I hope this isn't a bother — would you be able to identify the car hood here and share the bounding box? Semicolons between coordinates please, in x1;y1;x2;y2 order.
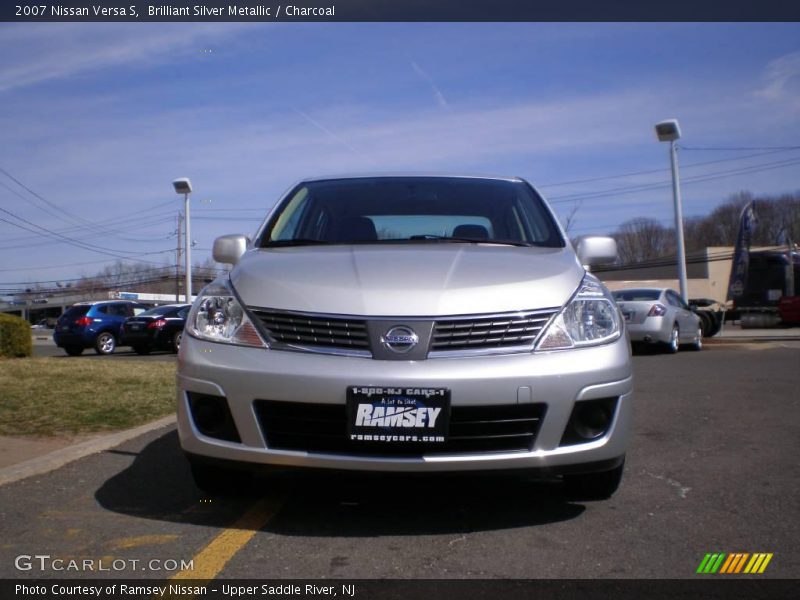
230;244;584;316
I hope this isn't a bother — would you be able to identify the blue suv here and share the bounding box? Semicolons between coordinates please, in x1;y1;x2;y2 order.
54;300;148;356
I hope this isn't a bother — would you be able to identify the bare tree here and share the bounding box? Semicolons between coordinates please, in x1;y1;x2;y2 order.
613;218;675;264
560;201;582;235
616;191;800;265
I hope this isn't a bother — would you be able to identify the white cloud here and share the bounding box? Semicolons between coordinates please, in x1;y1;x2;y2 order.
0;23;251;93
3;26;800;282
757;50;800;101
410;60;451;111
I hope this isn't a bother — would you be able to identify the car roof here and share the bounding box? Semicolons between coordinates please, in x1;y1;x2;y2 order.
149;303;191;308
297;173;526;184
73;300;142;306
613;288;666;294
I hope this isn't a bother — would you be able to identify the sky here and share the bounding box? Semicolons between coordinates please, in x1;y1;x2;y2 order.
1;22;799;293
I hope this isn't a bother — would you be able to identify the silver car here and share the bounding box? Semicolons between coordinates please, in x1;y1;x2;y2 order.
612;288;703;353
177;175;633;499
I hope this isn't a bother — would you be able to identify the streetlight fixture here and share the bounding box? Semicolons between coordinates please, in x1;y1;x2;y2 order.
172;177;193;303
655;119;689;304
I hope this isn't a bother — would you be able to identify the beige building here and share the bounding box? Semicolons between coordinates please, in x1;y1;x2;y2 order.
596;246;779;304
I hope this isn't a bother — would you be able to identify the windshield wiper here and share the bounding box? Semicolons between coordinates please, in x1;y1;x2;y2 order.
407;235;533;247
263;239;332;247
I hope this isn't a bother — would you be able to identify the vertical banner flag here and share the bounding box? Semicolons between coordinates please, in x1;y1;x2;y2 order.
727;202;757;302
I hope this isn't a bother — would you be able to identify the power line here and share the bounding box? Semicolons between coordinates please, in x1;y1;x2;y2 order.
0;167;93;230
0;166;177;243
538;148;798;189
678;145;800;151
593;249;739;274
0;265;179;287
0;214;176;250
0;265;227;295
0;202;175;244
548;156;800;204
0;188;177;246
0;250;176;273
0;201;173;258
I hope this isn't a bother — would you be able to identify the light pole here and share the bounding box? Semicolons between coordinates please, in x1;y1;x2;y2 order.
172;178;193;303
655;119;689;304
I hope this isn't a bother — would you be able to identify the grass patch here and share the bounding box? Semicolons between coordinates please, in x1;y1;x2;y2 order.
0;358;175;437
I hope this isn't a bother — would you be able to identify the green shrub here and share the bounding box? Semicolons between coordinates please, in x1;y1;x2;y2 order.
0;313;33;358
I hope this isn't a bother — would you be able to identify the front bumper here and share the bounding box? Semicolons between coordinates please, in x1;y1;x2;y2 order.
177;334;633;473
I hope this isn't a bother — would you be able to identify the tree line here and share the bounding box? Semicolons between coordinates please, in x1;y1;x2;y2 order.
17;190;798;298
609;191;800;265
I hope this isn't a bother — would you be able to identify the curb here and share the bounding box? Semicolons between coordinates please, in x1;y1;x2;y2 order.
0;415;176;487
706;336;800;344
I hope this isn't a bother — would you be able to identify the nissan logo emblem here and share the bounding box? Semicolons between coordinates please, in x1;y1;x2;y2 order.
381;326;419;354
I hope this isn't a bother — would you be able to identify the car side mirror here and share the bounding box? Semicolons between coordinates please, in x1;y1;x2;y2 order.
213;234;250;265
575;236;618;267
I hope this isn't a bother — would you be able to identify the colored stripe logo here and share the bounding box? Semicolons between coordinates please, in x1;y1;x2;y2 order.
696;553;773;574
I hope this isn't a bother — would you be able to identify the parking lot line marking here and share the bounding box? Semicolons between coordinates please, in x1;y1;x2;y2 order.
171;494;284;581
109;534;180;550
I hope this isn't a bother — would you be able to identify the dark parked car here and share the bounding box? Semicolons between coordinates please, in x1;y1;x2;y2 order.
54;300;148;356
121;304;191;354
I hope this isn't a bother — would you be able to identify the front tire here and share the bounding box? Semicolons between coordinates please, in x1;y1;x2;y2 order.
564;459;625;500
94;332;116;355
64;345;83;356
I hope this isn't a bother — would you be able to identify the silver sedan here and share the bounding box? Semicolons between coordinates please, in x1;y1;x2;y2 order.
178;175;633;500
613;288;703;352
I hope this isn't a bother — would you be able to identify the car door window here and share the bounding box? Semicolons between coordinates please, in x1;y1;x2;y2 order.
665;292;681;308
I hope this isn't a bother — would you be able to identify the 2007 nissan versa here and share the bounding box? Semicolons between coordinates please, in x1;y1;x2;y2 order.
177;175;633;498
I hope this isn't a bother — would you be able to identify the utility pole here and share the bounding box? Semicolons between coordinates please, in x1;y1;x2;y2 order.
172;178;193;304
185;192;191;302
785;233;795;298
176;211;183;302
655;119;689;303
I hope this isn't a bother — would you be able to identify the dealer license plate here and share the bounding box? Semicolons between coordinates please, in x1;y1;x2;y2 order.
347;386;450;444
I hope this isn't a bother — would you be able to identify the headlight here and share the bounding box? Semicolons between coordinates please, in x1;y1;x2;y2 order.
187;279;267;347
536;274;621;351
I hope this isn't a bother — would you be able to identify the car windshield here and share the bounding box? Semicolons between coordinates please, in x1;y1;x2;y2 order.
258;177;564;248
612;290;662;302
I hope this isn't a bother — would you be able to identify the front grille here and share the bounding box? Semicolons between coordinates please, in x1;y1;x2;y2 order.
249;308;369;352
254;400;546;456
431;309;558;352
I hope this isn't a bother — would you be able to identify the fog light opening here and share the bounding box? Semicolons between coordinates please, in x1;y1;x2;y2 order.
560;397;618;447
187;392;241;443
573;403;611;440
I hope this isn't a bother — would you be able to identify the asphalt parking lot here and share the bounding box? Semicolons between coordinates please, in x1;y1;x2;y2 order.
2;342;798;582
